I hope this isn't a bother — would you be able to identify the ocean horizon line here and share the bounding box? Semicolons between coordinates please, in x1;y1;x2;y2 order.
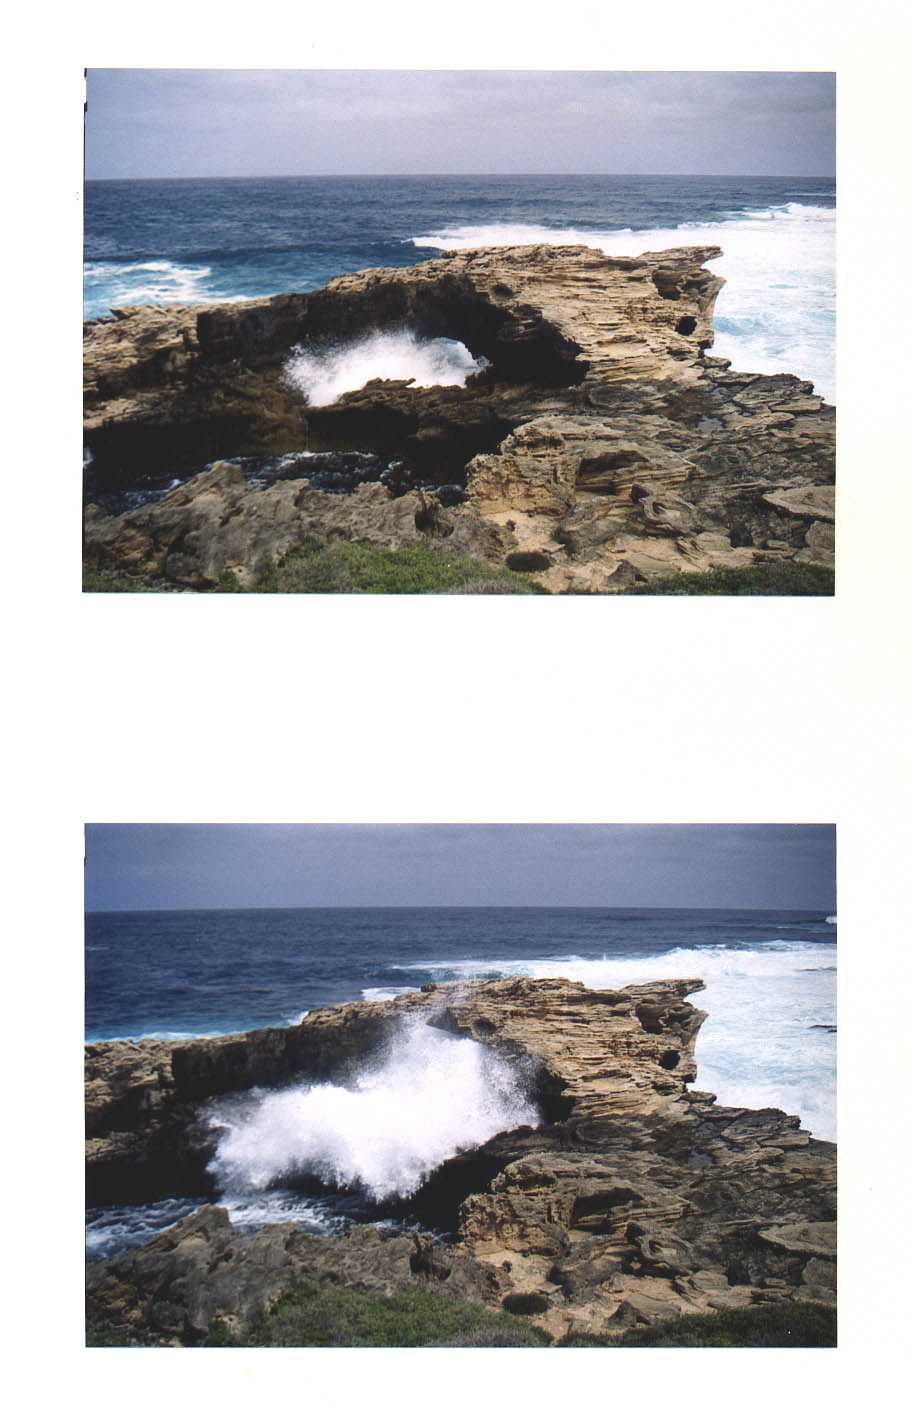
86;902;832;916
84;171;836;184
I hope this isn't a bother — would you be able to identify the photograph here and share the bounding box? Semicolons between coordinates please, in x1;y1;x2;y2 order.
82;70;836;596
85;823;837;1348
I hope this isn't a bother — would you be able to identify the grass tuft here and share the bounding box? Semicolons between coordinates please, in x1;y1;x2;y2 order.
256;540;546;595
622;563;834;596
217;1281;551;1348
563;1303;836;1348
88;1286;835;1349
84;552;834;596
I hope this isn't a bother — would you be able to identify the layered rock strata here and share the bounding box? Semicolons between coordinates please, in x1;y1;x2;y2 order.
83;245;835;591
86;977;836;1344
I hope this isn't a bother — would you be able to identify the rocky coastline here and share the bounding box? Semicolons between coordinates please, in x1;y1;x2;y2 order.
83;244;835;593
85;976;836;1345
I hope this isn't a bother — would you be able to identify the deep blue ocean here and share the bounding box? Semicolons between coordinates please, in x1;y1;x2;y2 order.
85;905;836;1258
84;175;837;401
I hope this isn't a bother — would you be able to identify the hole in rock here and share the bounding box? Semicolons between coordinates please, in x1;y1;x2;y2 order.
503;1292;551;1317
284;331;490;409
658;1051;680;1070
651;271;681;301
506;551;552;574
571;1188;644;1231
204;1019;542;1215
634;1001;665;1033
576;449;645;495
675;316;697;336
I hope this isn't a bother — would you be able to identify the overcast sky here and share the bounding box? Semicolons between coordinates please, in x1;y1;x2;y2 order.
85;70;835;179
84;825;835;911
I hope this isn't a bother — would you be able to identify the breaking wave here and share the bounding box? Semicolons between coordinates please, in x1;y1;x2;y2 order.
83;259;250;319
412;202;835;402
206;1019;539;1202
369;941;836;1142
284;330;487;408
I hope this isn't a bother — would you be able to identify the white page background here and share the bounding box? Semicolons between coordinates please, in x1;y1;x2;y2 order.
5;3;911;1397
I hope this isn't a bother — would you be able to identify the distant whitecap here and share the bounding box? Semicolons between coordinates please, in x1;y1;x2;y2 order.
412;203;836;402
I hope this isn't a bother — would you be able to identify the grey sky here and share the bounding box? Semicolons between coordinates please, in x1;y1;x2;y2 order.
85;70;835;179
84;825;836;912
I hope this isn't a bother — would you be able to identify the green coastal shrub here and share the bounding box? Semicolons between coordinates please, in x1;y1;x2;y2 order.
89;1290;835;1348
84;551;834;597
621;563;835;596
256;540;546;595
563;1303;836;1348
228;1291;834;1348
82;568;180;594
223;1282;551;1348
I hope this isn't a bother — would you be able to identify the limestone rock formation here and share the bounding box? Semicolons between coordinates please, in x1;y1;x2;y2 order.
85;1208;501;1344
83;245;835;591
85;977;836;1344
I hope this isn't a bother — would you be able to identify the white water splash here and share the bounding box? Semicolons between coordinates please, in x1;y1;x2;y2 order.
284;329;487;407
375;942;836;1142
412;202;835;402
207;1019;539;1201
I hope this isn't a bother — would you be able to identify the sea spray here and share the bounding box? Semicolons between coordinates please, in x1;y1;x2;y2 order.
412;203;836;402
83;259;251;316
284;330;487;408
206;1019;539;1202
376;941;837;1142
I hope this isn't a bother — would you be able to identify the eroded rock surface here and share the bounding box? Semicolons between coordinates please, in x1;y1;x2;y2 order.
85;977;836;1343
85;1208;502;1344
83;245;834;591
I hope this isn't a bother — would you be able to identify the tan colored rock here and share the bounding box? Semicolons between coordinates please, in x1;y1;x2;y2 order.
84;244;834;591
757;1221;836;1260
84;460;509;590
85;977;836;1342
762;485;835;521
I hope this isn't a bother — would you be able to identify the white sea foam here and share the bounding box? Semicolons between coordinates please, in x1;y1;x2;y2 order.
83;259;250;318
284;330;487;408
85;1189;343;1260
85;1197;207;1259
361;985;420;1003
381;942;836;1142
217;1189;344;1234
87;1026;247;1043
411;203;835;402
207;1018;539;1201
